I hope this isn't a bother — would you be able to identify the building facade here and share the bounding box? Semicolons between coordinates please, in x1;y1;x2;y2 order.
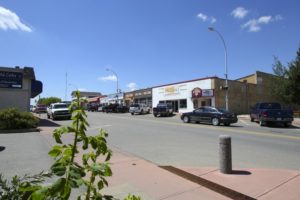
124;88;152;107
0;66;42;112
152;71;287;114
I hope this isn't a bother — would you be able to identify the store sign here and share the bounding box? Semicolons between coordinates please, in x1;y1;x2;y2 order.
192;87;202;98
165;86;179;94
0;71;23;89
192;88;214;98
202;89;214;97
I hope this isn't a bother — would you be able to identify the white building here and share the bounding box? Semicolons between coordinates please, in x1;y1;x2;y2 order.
152;77;215;113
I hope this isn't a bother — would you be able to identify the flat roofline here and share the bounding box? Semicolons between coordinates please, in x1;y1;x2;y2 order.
152;76;218;89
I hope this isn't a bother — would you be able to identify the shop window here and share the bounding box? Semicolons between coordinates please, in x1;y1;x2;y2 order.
179;99;187;108
193;99;198;109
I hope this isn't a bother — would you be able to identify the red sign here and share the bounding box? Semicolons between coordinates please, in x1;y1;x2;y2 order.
192;87;202;98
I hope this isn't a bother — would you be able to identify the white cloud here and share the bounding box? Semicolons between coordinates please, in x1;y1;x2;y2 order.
98;75;117;82
242;15;283;32
231;7;248;19
257;16;272;24
197;12;216;24
127;82;137;91
0;6;32;32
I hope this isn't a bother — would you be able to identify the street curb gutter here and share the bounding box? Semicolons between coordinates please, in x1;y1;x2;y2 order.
0;128;40;134
160;166;256;200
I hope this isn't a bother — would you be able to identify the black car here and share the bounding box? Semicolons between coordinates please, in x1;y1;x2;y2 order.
180;106;238;126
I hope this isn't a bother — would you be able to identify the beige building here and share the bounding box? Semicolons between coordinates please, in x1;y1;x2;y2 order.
0;66;42;112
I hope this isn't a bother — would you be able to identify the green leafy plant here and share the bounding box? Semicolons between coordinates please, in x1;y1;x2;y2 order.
0;172;51;200
30;91;113;199
0;91;141;200
0;108;39;130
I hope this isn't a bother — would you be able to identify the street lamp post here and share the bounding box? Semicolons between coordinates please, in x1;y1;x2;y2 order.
106;68;119;103
208;27;229;110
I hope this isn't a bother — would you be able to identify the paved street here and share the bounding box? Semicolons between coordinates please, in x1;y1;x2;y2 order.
53;112;300;170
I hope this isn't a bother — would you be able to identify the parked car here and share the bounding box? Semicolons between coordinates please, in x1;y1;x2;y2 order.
87;103;99;112
153;103;173;117
129;103;151;115
103;104;129;113
47;103;71;120
250;102;294;127
34;104;47;113
180;106;238;126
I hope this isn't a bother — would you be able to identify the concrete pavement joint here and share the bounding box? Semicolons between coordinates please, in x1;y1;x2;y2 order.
160;166;256;200
158;187;202;200
255;173;300;199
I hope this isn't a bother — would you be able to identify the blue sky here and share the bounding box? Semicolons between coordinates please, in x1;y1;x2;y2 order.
0;0;299;102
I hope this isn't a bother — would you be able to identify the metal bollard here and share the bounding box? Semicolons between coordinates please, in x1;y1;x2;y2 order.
219;135;232;174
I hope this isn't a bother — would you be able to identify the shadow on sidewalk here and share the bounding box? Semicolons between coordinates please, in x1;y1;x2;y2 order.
232;170;252;175
38;119;60;127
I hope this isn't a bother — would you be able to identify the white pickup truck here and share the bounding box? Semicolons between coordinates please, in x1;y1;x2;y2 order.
47;103;71;120
129;103;151;115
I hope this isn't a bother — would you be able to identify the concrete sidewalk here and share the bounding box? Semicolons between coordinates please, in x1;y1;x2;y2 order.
102;147;300;200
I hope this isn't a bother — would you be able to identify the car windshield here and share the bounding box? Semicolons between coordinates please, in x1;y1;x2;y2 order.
53;104;68;109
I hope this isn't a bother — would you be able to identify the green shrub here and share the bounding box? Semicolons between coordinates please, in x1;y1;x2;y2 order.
0;108;39;130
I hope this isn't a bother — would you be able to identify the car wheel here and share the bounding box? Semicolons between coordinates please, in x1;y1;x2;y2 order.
183;116;190;123
259;119;265;126
141;109;144;114
250;118;254;122
212;118;220;126
47;114;50;119
147;109;150;114
154;114;157;117
284;122;291;128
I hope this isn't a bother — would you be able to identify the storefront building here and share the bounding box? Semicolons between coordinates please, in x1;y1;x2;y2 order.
0;66;42;112
124;88;152;107
152;77;216;113
102;92;124;105
152;71;290;114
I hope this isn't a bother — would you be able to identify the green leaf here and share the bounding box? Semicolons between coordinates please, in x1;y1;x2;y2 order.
48;145;63;158
51;163;66;176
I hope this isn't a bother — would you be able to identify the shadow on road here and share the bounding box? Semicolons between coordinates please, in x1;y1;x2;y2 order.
0;146;5;152
38;119;60;127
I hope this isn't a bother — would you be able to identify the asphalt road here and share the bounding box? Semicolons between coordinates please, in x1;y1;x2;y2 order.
54;112;300;170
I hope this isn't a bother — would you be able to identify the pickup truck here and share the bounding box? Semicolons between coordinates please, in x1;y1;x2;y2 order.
250;102;294;127
47;103;71;120
129;103;150;115
153;103;173;117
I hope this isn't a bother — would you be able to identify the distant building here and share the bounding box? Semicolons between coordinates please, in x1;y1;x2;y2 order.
124;88;152;107
71;91;102;98
0;66;42;112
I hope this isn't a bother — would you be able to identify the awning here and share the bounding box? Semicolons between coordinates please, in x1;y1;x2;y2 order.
87;97;100;103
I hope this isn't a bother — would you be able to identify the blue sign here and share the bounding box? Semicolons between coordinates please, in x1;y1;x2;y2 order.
0;71;23;89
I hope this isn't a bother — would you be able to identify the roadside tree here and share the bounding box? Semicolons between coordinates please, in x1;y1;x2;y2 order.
272;47;300;106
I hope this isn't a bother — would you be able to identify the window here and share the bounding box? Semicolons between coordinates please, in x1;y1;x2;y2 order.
193;99;198;109
179;99;187;108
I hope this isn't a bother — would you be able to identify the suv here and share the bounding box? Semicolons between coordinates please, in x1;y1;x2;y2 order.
129;103;151;115
47;103;71;120
153;103;173;117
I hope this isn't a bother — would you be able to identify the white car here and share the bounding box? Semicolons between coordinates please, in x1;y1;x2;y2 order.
129;103;150;115
47;103;71;120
